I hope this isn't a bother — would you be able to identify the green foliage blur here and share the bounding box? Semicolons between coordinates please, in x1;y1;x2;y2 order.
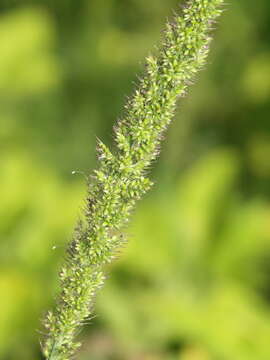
1;1;270;359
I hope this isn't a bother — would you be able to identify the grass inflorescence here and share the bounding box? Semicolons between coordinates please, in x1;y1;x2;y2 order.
42;1;225;359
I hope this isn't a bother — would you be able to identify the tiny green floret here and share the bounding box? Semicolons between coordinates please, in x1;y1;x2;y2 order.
42;0;225;359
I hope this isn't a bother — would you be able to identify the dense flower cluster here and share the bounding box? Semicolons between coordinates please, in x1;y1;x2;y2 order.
42;0;224;359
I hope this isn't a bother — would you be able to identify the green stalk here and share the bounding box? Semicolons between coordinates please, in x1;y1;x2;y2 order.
42;0;224;359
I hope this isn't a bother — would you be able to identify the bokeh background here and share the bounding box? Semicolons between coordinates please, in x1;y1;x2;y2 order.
1;0;270;359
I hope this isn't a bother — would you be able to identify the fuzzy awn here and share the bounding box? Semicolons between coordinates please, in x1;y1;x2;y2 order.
42;0;225;359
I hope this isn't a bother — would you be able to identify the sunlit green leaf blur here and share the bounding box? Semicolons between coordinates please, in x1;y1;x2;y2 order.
0;1;270;359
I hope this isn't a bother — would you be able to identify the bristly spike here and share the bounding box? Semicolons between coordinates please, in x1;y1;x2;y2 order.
42;0;225;359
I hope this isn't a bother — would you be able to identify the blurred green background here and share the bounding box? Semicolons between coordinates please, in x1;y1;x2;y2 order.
1;0;270;359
